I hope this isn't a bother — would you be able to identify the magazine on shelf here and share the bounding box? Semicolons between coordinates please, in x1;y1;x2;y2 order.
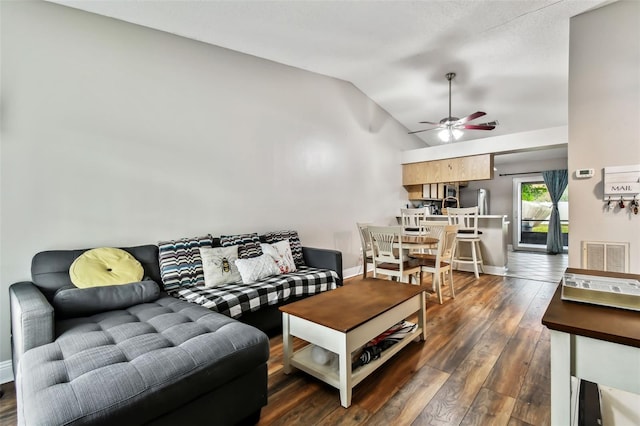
351;320;417;370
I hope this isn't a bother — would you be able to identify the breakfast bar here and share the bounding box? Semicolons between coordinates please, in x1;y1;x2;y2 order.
418;214;509;275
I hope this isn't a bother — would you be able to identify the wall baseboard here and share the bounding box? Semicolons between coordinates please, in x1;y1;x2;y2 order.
0;359;14;384
342;266;363;280
456;264;507;276
344;264;507;280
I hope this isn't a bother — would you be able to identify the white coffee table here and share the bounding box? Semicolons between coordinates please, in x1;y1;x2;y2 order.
280;278;427;407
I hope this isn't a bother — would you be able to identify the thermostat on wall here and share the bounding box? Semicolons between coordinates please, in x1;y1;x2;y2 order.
575;168;594;178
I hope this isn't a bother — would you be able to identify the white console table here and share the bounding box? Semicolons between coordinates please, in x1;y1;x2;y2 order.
542;268;640;425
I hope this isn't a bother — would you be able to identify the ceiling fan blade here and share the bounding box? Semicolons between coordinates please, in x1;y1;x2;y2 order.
456;111;486;125
408;128;438;135
460;124;496;130
418;120;440;125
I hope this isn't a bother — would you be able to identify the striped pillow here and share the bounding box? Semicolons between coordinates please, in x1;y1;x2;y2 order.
220;233;262;259
264;230;305;266
158;235;213;290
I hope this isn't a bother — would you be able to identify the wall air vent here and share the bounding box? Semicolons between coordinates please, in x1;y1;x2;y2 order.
581;241;629;273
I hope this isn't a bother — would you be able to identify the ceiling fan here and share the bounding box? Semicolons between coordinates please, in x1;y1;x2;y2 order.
409;72;498;142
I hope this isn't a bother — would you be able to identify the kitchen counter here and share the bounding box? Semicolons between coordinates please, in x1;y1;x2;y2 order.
423;214;508;220
398;214;509;275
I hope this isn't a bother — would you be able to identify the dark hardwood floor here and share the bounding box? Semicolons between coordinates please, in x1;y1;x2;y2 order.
0;381;17;426
258;271;554;426
0;271;555;426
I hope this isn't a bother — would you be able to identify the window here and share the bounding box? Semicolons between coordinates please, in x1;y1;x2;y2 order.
513;176;568;251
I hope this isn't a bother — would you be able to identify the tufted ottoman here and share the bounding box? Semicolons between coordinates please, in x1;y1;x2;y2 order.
16;295;269;425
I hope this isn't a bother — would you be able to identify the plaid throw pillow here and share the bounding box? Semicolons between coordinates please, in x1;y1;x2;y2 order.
264;230;305;266
220;233;262;259
158;235;213;290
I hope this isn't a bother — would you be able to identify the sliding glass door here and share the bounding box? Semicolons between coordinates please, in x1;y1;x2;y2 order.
513;176;569;251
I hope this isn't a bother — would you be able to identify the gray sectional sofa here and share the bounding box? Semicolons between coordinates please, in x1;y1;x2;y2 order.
9;243;342;425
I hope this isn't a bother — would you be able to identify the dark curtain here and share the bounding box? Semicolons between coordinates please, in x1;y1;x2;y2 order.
542;169;568;254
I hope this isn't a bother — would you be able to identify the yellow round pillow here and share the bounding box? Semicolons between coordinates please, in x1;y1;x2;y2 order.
70;247;144;288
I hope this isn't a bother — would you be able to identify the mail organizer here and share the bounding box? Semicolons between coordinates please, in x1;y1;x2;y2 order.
604;164;640;201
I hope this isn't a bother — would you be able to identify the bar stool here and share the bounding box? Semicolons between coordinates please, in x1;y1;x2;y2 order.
400;207;427;235
447;206;484;279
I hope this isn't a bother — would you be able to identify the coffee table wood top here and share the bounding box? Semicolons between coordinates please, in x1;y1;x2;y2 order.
280;278;426;333
542;268;640;348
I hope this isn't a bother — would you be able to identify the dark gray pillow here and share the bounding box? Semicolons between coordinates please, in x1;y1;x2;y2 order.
53;280;161;318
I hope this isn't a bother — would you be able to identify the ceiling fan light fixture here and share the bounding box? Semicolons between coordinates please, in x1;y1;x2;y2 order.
438;128;463;142
409;72;498;140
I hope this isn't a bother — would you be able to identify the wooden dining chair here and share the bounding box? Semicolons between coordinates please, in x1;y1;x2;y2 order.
447;206;484;279
410;220;448;257
356;222;374;279
415;224;459;304
400;207;427;235
368;225;421;284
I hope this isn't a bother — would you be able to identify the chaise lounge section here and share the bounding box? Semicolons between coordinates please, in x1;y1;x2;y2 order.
9;238;342;425
10;245;270;425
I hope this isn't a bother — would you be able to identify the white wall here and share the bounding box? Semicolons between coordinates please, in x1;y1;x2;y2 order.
460;157;568;245
568;0;640;271
0;2;423;367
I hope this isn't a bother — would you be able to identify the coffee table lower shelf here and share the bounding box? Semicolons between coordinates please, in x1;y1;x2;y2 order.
289;326;423;389
281;287;427;408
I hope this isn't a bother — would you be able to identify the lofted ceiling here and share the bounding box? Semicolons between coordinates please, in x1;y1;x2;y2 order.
49;0;605;147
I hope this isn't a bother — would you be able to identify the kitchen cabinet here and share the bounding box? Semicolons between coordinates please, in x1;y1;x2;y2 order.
404;183;449;201
402;154;494;185
405;183;459;202
405;185;423;200
422;183;445;199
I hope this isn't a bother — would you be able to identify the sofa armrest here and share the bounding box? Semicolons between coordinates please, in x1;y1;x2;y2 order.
9;282;55;375
302;247;343;285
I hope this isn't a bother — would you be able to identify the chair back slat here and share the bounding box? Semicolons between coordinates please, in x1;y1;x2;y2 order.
368;225;420;284
419;223;459;304
419;220;447;239
356;222;374;279
369;226;401;262
356;222;373;253
441;224;459;260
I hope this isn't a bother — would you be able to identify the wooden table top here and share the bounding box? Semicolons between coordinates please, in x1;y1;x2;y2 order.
542;268;640;348
280;278;427;333
398;235;439;245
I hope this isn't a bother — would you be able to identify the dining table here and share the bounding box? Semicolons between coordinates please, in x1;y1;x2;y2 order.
396;234;439;250
395;235;440;259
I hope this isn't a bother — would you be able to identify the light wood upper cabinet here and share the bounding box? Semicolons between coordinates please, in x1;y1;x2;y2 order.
404;184;423;200
402;154;494;185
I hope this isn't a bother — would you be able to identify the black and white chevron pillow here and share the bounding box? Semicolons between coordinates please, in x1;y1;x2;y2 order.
220;232;263;259
158;235;213;290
